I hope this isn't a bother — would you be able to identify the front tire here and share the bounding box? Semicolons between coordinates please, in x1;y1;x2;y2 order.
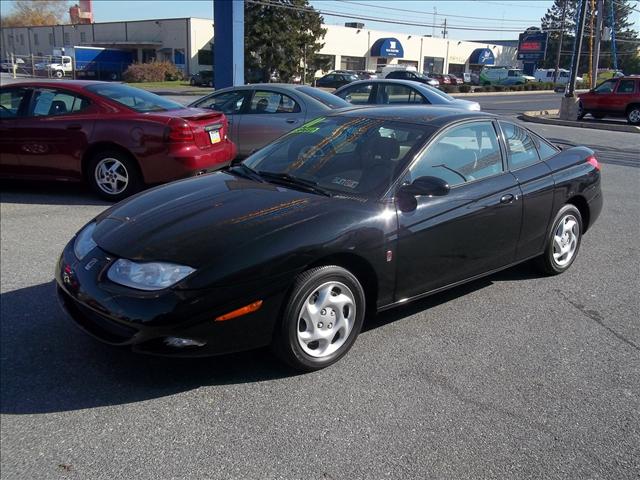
535;204;583;275
87;150;141;201
272;266;366;371
54;70;63;78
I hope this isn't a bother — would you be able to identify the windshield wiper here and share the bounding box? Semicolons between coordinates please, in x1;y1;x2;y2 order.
227;163;265;182
258;171;331;197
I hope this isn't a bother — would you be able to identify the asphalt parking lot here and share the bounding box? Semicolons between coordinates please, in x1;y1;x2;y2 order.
1;98;639;478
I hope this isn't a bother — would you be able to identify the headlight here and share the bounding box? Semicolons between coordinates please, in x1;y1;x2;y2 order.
470;103;481;111
107;259;195;291
74;222;97;260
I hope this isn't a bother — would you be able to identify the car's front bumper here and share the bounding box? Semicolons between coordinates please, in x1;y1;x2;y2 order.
55;241;283;357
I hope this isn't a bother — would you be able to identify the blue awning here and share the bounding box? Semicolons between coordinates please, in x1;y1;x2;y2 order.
371;37;404;58
469;48;495;65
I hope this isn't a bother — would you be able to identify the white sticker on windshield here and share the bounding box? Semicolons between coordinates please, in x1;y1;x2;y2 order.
332;177;359;189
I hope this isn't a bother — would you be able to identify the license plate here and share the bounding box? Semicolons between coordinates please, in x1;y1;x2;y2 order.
208;129;221;144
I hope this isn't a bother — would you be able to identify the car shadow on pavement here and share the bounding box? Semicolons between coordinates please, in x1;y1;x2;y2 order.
1;263;543;415
0;181;111;206
0;281;292;415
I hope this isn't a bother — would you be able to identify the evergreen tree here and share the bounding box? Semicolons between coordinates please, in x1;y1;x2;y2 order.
541;0;639;74
244;0;327;83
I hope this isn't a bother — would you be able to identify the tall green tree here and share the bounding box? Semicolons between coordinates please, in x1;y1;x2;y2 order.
244;0;326;83
541;0;639;74
2;0;69;27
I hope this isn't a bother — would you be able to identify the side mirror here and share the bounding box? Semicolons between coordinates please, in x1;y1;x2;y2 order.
399;176;450;197
396;176;450;213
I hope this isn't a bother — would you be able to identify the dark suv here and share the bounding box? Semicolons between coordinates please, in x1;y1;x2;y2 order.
578;76;640;124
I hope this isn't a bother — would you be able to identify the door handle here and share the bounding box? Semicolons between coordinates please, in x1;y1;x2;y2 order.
66;124;82;130
286;119;297;124
500;194;515;204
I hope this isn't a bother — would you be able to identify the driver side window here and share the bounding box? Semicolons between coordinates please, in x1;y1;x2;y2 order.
594;80;616;93
409;121;503;187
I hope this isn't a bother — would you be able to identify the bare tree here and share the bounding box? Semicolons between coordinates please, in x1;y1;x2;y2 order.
2;0;70;27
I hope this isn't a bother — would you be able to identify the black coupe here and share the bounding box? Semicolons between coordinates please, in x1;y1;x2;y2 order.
56;107;602;371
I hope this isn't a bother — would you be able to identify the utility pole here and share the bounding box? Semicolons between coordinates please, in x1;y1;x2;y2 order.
592;0;604;87
554;0;567;83
432;7;436;38
559;0;588;119
609;0;618;70
588;0;595;88
442;18;447;39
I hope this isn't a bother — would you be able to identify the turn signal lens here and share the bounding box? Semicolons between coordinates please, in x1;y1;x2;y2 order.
215;300;263;322
586;155;600;170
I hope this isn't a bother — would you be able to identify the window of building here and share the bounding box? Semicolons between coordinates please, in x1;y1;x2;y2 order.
20;34;25;46
34;33;39;46
49;33;54;45
340;55;365;71
63;33;71;46
410;121;503;186
8;35;14;46
448;63;465;75
142;49;157;63
197;49;213;66
423;56;444;74
80;31;87;43
375;57;388;71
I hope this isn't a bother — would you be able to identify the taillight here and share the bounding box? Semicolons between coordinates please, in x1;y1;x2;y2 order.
167;118;194;142
586;155;600;170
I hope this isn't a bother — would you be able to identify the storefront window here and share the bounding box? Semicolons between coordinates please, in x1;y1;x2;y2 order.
197;49;213;66
375;57;387;71
142;49;156;63
448;64;465;75
423;56;444;74
340;56;365;71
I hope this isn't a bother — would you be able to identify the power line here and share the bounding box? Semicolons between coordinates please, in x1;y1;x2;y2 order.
334;0;543;23
248;0;557;32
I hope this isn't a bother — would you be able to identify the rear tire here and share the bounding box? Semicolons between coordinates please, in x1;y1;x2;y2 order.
272;266;365;372
534;204;583;275
190;78;196;86
87;150;142;201
627;105;640;125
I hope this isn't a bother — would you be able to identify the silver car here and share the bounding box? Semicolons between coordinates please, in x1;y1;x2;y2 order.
189;84;350;157
334;79;481;111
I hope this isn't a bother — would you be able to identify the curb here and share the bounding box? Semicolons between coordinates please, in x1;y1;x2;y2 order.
452;89;588;97
520;110;640;133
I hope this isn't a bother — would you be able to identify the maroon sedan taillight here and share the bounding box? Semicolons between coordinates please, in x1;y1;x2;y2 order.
167;118;195;142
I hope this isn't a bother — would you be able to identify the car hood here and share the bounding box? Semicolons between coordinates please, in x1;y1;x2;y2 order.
93;171;335;268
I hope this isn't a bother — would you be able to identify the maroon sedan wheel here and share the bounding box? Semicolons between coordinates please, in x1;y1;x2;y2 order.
88;151;141;201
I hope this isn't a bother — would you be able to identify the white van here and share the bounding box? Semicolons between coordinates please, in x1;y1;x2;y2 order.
534;68;583;84
379;64;417;78
479;67;535;86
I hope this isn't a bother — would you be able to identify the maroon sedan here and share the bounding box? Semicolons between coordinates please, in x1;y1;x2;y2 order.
0;81;236;200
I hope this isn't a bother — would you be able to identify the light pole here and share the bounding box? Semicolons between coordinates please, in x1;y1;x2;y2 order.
559;0;588;119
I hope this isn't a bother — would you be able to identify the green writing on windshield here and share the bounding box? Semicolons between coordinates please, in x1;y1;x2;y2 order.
292;116;325;134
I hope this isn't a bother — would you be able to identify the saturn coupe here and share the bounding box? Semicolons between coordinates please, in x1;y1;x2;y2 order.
56;107;602;371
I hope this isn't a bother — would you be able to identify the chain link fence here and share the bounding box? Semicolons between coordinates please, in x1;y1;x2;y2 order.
2;54;130;81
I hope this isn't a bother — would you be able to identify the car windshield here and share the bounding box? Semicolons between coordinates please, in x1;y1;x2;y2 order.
85;83;184;112
297;86;350;108
243;116;434;198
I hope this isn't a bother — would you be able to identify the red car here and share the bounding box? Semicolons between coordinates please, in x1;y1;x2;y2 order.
578;75;640;125
430;74;452;86
0;81;236;200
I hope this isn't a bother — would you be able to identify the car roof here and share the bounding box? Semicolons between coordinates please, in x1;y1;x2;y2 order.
329;105;495;127
0;80;118;91
335;79;433;89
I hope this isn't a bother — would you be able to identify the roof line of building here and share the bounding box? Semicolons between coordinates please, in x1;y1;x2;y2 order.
0;17;214;30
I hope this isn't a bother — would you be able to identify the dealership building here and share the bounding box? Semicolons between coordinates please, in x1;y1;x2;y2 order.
1;18;518;77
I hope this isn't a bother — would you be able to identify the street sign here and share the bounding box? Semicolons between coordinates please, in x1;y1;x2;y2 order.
517;31;549;61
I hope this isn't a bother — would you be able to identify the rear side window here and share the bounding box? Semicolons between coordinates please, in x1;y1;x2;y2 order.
534;136;559;160
197;90;248;114
500;122;540;169
248;90;300;114
617;80;636;94
377;84;426;105
335;83;373;104
30;89;90;117
0;88;28;118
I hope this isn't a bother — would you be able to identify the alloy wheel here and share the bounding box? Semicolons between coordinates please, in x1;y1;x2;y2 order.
94;158;129;196
552;214;579;267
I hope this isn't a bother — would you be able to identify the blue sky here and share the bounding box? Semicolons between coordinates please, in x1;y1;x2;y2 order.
3;0;639;41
